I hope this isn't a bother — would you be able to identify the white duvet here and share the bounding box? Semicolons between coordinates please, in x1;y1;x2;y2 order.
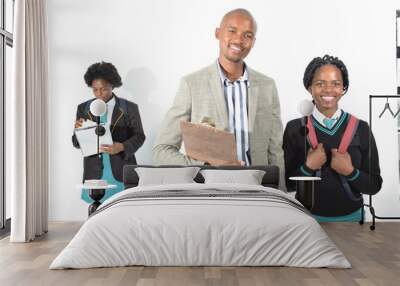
50;183;351;269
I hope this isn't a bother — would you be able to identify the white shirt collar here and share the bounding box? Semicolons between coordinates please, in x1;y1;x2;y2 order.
106;95;116;109
312;107;342;127
216;60;249;86
105;95;116;124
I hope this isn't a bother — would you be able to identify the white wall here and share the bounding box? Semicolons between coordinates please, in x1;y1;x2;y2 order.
47;0;400;221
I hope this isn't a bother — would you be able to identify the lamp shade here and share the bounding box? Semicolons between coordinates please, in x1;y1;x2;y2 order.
90;99;107;117
297;99;314;116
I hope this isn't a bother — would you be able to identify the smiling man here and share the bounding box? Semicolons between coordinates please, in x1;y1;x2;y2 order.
153;9;284;185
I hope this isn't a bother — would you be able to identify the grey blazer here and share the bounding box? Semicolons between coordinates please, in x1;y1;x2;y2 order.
152;62;284;187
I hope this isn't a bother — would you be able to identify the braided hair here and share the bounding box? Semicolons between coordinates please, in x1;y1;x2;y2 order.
84;61;122;88
303;55;349;94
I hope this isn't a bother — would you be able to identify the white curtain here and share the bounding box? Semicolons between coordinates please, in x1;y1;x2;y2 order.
10;0;48;242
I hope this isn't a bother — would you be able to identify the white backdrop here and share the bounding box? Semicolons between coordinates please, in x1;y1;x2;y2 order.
47;0;400;221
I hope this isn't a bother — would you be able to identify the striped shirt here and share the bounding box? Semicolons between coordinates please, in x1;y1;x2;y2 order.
217;61;250;165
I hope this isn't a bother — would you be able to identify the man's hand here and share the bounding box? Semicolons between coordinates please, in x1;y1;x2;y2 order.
74;118;85;129
100;143;124;155
305;143;327;170
331;149;354;176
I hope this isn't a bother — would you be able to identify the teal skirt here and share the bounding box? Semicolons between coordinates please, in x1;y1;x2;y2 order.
81;153;124;203
314;208;362;222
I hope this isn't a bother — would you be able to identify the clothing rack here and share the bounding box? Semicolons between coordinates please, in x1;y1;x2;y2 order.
366;95;400;230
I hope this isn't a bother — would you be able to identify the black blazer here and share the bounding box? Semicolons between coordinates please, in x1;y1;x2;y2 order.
72;95;146;182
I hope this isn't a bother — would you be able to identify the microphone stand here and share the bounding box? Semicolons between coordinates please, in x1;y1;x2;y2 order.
94;116;106;158
302;116;309;161
97;116;100;158
87;99;107;216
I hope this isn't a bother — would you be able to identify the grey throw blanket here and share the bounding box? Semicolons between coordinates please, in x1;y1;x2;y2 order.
91;188;310;218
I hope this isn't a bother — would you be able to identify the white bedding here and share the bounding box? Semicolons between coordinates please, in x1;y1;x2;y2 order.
50;183;351;269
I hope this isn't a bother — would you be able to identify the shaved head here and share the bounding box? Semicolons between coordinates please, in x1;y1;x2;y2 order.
220;8;257;34
215;8;257;67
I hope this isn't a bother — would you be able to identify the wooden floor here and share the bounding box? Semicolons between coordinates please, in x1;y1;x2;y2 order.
0;222;399;286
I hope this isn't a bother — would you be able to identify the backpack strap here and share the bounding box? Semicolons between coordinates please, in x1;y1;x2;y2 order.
305;116;321;177
306;115;318;149
338;114;362;202
339;175;362;202
307;113;362;202
338;114;359;153
307;114;359;153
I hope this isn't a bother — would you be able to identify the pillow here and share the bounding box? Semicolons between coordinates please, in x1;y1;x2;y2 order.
200;169;266;185
135;167;201;186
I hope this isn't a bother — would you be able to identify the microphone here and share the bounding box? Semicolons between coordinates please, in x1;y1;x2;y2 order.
90;99;107;117
297;99;314;117
90;99;107;136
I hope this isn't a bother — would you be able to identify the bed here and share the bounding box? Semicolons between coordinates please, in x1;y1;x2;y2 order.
50;165;350;269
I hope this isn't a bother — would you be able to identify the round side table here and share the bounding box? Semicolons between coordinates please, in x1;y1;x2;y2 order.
289;176;321;211
78;184;117;216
